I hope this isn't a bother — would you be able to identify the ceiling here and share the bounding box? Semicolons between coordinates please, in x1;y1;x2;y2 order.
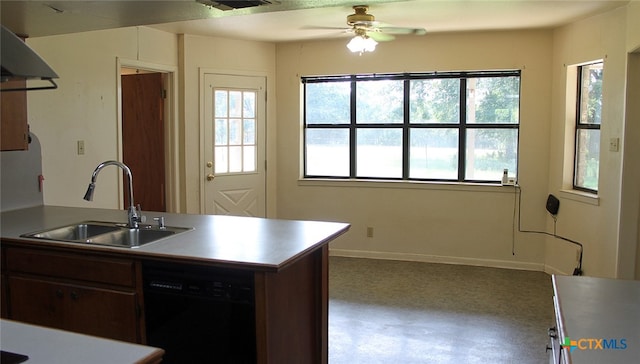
0;0;630;42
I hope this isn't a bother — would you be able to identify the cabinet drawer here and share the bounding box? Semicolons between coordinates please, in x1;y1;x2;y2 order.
6;248;136;287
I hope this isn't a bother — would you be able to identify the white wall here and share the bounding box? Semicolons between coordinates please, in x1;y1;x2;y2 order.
25;28;278;217
275;30;553;271
26;27;178;209
546;4;640;278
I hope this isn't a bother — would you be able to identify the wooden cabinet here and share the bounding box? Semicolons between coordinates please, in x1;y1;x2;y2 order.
0;80;29;151
1;32;29;151
3;246;145;343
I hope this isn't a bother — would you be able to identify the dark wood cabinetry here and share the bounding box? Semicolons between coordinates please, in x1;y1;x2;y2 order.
0;80;29;151
3;246;145;343
1;32;29;151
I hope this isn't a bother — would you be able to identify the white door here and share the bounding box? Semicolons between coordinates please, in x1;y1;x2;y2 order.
203;74;266;217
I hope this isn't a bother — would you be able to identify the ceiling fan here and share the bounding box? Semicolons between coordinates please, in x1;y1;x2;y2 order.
309;5;427;54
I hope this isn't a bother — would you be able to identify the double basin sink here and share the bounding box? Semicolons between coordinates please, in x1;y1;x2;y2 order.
21;221;192;248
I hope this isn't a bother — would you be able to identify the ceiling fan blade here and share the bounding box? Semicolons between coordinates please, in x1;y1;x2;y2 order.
368;31;395;42
302;25;350;31
378;26;427;36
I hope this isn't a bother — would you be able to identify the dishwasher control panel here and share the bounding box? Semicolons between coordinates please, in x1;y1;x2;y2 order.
143;262;254;304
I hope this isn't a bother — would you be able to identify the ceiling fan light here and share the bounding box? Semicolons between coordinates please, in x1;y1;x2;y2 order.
347;35;378;54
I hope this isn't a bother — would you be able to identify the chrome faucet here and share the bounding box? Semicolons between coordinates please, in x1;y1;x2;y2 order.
83;160;140;228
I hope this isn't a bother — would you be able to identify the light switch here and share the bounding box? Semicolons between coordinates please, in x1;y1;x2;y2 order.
77;140;85;155
609;137;620;152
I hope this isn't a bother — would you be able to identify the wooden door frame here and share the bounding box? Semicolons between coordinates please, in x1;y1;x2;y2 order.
116;58;180;213
199;68;268;215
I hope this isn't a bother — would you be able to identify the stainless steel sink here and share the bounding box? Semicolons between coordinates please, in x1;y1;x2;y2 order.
21;221;192;248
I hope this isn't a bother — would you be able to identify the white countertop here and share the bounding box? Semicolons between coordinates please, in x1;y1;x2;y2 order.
0;319;163;364
552;275;640;364
0;205;350;271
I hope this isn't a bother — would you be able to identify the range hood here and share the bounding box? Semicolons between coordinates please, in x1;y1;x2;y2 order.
1;25;58;92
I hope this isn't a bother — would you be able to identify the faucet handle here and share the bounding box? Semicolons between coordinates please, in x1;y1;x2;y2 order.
135;204;146;223
153;216;166;229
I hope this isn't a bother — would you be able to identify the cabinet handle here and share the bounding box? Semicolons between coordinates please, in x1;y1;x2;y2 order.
55;289;64;298
70;291;79;300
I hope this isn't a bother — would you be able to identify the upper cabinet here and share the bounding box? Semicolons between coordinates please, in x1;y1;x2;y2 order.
1;81;29;151
1;31;29;152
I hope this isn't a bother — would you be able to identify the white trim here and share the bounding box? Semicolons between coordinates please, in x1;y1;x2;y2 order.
300;179;520;194
329;248;546;272
544;263;572;277
116;57;180;213
558;189;600;206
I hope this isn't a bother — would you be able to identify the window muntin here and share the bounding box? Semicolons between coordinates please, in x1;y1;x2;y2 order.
574;62;603;192
303;71;520;182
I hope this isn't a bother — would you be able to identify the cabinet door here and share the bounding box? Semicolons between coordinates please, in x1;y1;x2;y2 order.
0;80;29;151
9;276;140;342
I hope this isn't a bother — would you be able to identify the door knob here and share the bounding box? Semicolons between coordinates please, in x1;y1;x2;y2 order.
207;173;215;181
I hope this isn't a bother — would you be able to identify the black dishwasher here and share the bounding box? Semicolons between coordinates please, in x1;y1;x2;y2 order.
142;262;256;363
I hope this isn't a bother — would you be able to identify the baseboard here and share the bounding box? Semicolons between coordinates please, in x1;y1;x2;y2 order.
329;249;546;272
543;263;571;276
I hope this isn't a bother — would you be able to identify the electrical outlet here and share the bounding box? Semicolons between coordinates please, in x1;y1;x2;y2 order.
77;140;85;155
609;137;620;152
366;227;374;238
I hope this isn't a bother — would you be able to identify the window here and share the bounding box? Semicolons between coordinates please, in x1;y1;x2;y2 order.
214;89;257;174
574;62;603;193
303;71;521;182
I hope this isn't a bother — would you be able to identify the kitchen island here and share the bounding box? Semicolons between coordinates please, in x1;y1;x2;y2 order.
0;205;350;363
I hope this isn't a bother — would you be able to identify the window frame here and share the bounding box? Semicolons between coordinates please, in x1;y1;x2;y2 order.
573;61;603;194
302;70;521;183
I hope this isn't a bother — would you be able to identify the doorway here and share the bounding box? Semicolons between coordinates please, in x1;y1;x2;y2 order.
119;60;179;214
121;71;166;212
203;73;267;217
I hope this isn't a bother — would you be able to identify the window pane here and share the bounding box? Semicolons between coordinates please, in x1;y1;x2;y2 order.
575;129;600;190
215;119;227;145
305;82;350;124
229;146;242;172
410;79;460;124
243;119;255;144
409;129;458;179
467;77;520;124
243;92;255;118
465;128;518;181
578;63;603;125
229;91;242;117
357;129;402;178
305;129;349;176
215;91;227;117
243;145;256;172
229;119;242;145
356;80;403;124
215;146;228;174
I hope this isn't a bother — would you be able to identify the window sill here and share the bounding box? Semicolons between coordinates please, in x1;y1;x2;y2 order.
558;189;600;206
298;178;520;193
